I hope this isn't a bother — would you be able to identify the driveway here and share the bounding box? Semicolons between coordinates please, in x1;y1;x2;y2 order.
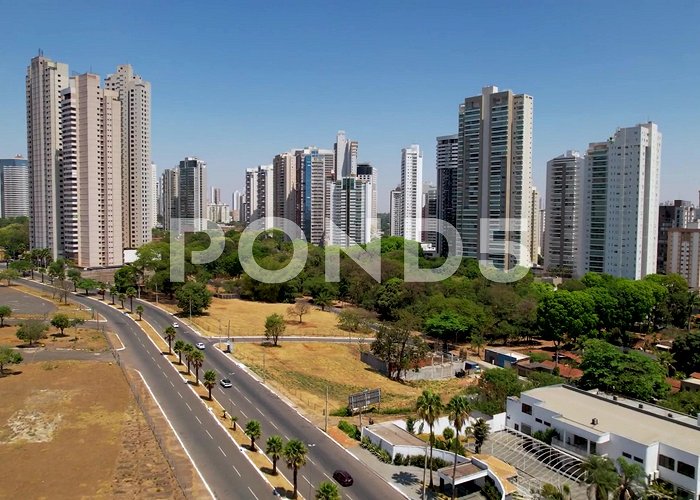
0;285;56;316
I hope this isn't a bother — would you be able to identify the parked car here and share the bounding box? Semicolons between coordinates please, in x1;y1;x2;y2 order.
195;342;206;350
220;378;232;388
172;322;180;328
333;470;353;487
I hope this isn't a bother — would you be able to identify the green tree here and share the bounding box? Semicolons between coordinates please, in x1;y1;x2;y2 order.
173;340;185;364
671;331;700;375
50;313;72;336
425;310;475;351
283;438;308;499
471;418;489;454
135;305;144;320
77;278;100;295
539;483;571;500
470;332;485;357
315;481;341;500
265;435;284;474
337;308;367;332
287;301;311;324
582;455;619;500
113;265;138;293
16;319;48;346
183;343;195;374
0;305;12;327
230;414;238;431
415;389;443;489
126;287;137;311
0;345;22;375
0;269;20;286
371;322;428;381
67;268;81;291
164;326;176;354
264;313;286;346
447;394;471;499
245;420;262;451
313;290;333;312
118;293;126;309
191;349;204;384
660;390;700;416
109;285;117;305
203;370;217;400
375;277;405;321
175;281;212;315
614;456;645;500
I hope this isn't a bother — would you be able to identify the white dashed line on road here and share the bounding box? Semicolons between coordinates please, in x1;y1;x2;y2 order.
178;391;183;398
185;402;192;411
169;380;174;387
308;457;316;466
243;395;252;404
271;421;279;430
232;465;241;477
256;408;265;417
195;416;202;425
205;429;213;439
218;446;226;457
248;487;259;500
240;409;248;418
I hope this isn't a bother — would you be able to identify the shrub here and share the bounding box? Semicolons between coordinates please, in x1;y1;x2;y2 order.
338;420;361;440
330;407;351;417
393;453;404;466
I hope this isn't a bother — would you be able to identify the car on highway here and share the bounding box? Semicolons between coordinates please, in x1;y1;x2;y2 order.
220;378;232;388
195;342;206;350
172;322;179;328
333;469;353;487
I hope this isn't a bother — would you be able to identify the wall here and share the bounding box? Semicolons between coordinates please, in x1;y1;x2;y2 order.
360;351;464;381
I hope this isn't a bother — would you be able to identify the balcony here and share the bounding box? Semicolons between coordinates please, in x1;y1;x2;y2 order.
551;437;591;458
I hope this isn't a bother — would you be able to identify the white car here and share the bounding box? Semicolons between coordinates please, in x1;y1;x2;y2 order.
172;322;179;328
220;378;232;388
195;342;206;350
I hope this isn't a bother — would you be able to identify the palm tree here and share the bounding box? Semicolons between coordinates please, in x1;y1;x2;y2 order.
97;283;106;301
245;420;262;451
415;389;443;489
183;343;195;374
118;293;126;309
614;457;645;500
203;370;217;400
315;481;341;500
265;435;284;474
540;483;571;500
687;290;700;330
173;340;185;364
191;350;204;384
471;418;490;454
164;326;176;354
109;286;117;305
126;287;136;311
645;480;675;500
230;414;238;431
283;438;308;499
447;394;471;500
135;305;144;320
314;290;332;311
582;455;619;500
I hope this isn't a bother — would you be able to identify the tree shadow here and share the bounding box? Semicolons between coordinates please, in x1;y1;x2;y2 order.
392;470;419;486
274;487;295;499
0;369;23;377
261;466;275;475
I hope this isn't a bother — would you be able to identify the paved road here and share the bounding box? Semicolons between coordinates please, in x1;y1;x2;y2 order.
20;279;404;499
207;335;372;344
20;279;273;500
17;348;113;362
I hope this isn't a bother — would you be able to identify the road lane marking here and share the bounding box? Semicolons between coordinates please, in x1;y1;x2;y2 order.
284;435;290;440
256;408;265;417
232;465;241;477
240;409;247;418
248;487;259;500
205;429;213;439
169;380;174;387
303;475;312;487
186;403;192;411
308;457;316;466
271;421;279;430
178;391;183;398
324;473;333;481
195;416;202;424
219;446;226;457
243;395;252;404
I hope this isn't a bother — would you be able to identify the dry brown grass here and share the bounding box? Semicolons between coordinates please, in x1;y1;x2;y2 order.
0;324;109;351
13;284;101;321
0;360;183;499
159;297;370;338
232;343;472;426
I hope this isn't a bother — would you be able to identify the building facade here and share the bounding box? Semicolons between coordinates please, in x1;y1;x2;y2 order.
667;225;700;289
544;151;583;274
399;144;423;242
530;187;541;265
0;156;30;218
390;187;402;237
357;162;378;239
272;151;297;224
160;168;178;231
176;157;207;232
328;177;372;247
658;200;696;274
26;54;69;259
436;134;459;256
334;130;358;179
105;64;152;249
296;148;334;244
60;73;123;267
455;86;534;269
422;183;438;251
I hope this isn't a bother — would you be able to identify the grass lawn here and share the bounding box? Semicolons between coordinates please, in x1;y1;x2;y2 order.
14;284;100;321
232;342;472;427
0;324;109;351
160;297;370;338
0;360;183;499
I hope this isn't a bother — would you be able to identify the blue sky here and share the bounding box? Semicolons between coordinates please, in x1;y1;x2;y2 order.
1;0;699;211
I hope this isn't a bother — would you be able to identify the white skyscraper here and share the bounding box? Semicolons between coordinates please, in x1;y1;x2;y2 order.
0;156;30;218
273;151;297;223
399;144;423;242
295;148;335;244
356;162;378;240
530;188;541;265
544;150;583;273
60;73;123;267
334;131;358;179
26;54;69;259
422;183;438;251
328;177;372;247
245;165;273;228
105;64;152;249
389;187;402;237
456;86;534;269
151;163;158;228
580;123;662;279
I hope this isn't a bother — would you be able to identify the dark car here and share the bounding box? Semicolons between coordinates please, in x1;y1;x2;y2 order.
333;469;353;487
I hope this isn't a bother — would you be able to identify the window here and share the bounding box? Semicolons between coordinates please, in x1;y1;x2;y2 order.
633;457;643;464
535;418;542;424
522;403;532;415
658;455;675;470
677;461;696;479
622;452;632;459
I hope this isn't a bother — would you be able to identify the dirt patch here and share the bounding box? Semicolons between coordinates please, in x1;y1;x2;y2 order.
0;324;109;351
0;361;183;499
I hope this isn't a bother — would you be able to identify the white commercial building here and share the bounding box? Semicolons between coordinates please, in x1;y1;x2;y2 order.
580;123;662;279
328;177;372;247
507;385;700;499
544;150;583;273
60;73;123;267
399;144;423;242
151;163;158;228
105;64;152;249
456;86;534;269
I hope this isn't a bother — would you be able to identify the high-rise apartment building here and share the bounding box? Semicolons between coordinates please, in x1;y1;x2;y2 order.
422;183;438;250
455;86;534;269
436;134;459;256
399;145;423;242
544;151;583;273
328;177;372;247
60;73;123;267
244;165;273;228
667;225;700;289
657;200;695;274
151;163;158;228
530;187;541;265
580;123;662;279
161;168;179;231
0;156;30;218
176;157;207;232
296;148;334;244
211;187;221;204
26;54;69;259
105;65;152;249
389;187;402;237
273;151;297;224
334;131;358;179
231;190;243;223
356;162;378;239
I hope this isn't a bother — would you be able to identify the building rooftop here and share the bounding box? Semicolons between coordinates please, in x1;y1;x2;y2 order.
518;385;700;454
485;346;530;361
366;422;425;447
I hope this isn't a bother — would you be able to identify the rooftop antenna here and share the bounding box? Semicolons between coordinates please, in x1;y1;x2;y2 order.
38;48;43;56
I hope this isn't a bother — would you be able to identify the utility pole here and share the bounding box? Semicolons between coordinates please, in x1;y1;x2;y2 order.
324;386;329;433
189;297;192;321
422;441;428;500
263;348;266;383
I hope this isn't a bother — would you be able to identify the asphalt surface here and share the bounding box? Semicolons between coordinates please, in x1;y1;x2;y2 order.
20;279;404;500
208;335;372;344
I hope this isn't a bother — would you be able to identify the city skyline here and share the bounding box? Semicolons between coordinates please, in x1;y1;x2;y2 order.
1;2;698;211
